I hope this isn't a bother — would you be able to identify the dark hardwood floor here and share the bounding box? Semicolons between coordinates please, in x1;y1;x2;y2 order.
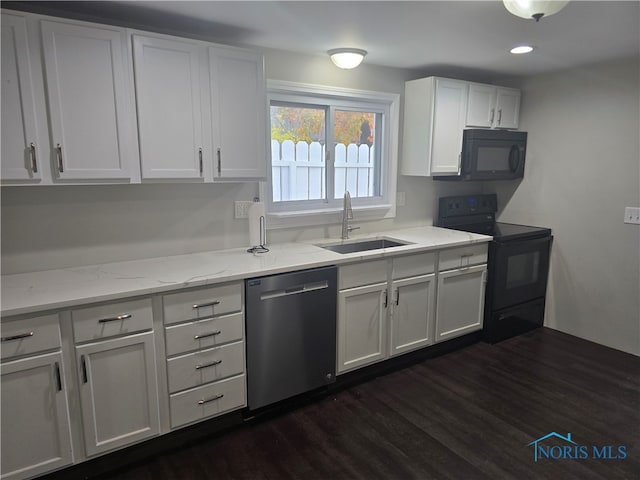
99;328;640;480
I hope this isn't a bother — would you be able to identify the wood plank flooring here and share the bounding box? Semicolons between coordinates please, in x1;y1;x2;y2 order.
93;328;640;479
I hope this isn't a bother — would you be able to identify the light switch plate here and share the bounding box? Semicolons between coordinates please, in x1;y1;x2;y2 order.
397;191;406;207
235;201;253;219
624;206;640;225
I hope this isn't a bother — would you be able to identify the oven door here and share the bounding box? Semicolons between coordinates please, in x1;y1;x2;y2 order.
489;235;552;310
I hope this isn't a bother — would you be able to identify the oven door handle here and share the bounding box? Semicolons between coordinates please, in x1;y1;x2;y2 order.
494;235;552;248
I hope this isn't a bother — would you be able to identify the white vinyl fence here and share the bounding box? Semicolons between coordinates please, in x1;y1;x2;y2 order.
271;140;375;201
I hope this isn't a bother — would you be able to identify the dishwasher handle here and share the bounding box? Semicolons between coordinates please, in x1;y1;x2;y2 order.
259;280;329;301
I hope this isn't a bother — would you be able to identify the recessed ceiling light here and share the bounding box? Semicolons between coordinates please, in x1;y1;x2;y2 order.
510;45;535;54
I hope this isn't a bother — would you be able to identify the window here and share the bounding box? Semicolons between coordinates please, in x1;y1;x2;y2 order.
265;81;400;227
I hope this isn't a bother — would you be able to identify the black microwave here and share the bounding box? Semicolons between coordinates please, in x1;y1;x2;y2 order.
435;129;527;181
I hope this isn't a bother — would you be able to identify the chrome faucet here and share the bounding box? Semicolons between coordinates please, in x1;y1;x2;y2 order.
341;191;360;239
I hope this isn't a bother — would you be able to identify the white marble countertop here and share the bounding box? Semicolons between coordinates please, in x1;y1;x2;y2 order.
1;226;491;317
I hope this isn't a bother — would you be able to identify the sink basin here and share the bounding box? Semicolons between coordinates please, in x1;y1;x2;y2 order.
319;238;409;254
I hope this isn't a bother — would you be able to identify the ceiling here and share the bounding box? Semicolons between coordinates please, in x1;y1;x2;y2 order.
11;1;640;79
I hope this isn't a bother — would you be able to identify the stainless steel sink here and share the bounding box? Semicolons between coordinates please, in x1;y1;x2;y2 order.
319;238;409;254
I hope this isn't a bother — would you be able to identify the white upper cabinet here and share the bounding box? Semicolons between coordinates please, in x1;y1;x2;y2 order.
494;88;521;129
209;47;267;180
402;76;521;177
466;83;520;129
402;77;468;176
133;35;210;181
1;13;43;182
41;20;137;181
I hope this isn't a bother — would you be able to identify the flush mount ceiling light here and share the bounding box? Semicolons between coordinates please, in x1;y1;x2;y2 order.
503;0;570;22
510;45;535;54
328;48;367;69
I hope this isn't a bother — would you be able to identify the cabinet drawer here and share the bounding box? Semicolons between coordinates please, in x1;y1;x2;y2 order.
165;312;243;356
163;283;242;325
339;260;387;290
439;244;488;271
167;341;244;393
72;298;153;343
0;314;61;360
392;252;436;279
169;374;246;429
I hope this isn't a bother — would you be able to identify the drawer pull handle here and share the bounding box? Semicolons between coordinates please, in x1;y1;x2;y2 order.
98;314;132;324
192;300;221;309
194;330;221;340
54;362;62;391
198;394;224;405
1;331;34;342
195;360;222;370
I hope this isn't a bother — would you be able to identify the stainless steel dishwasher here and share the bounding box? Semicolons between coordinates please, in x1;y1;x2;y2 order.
245;266;337;410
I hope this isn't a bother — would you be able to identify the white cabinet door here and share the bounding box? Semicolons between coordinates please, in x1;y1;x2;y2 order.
41;20;135;180
495;88;521;129
133;35;209;180
435;264;487;343
389;273;436;356
467;84;520;129
1;352;72;480
337;283;388;373
1;13;42;182
466;83;496;128
209;47;266;179
76;331;159;457
431;78;467;174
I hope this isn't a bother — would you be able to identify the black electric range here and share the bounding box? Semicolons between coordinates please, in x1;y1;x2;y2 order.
437;194;552;343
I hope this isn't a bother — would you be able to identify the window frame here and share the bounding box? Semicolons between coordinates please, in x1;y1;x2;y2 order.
263;80;400;229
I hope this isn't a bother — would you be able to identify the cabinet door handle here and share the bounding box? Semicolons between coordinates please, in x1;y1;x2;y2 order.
194;330;221;340
497;109;502;125
56;144;64;172
395;289;400;306
198;394;224;405
98;314;132;323
1;331;34;342
54;362;62;391
192;300;220;309
80;355;88;384
198;147;203;175
460;253;473;269
29;142;38;173
489;108;495;124
383;290;388;308
216;148;222;176
195;359;222;370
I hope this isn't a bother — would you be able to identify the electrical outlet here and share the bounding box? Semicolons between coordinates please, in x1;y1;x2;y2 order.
397;191;406;207
624;207;640;225
234;201;253;219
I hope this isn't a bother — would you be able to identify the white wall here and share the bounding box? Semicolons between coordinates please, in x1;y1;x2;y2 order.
487;57;640;355
1;47;477;274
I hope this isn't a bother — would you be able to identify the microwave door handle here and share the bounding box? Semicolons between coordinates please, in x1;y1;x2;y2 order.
508;145;520;172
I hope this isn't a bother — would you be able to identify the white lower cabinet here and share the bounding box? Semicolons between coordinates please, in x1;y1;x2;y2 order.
162;282;246;429
1;352;72;480
435;263;487;343
389;273;436;356
337;252;437;374
76;331;160;457
338;282;388;372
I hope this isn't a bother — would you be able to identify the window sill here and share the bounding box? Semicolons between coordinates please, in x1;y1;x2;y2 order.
267;204;395;229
